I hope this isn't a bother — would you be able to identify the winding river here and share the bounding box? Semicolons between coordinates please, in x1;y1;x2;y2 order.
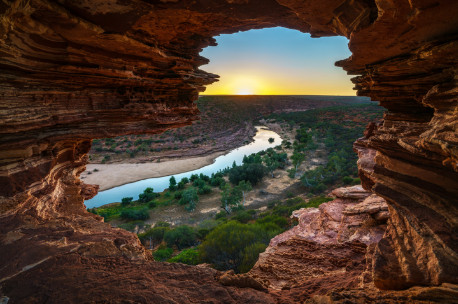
85;126;282;208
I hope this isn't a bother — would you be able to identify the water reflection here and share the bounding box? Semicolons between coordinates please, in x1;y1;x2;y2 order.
85;127;282;208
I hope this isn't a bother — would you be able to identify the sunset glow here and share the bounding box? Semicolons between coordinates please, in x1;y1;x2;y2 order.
236;88;255;95
200;28;355;96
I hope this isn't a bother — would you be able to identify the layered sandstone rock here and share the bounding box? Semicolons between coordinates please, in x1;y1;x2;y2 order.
247;187;388;301
1;0;457;302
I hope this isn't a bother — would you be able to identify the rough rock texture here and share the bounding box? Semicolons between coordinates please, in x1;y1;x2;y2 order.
248;187;388;301
1;0;458;302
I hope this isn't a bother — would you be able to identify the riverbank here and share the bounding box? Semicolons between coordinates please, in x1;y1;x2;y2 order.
87;96;353;165
81;151;225;191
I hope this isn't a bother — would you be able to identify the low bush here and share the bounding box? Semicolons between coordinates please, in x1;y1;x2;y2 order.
168;248;200;265
153;247;173;261
164;225;197;249
121;197;133;206
120;208;149;221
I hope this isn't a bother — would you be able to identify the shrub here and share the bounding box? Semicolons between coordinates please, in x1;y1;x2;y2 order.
228;163;266;186
153;247;173;261
179;187;199;212
238;242;267;273
199;221;279;273
121;197;133;206
342;176;353;185
199;173;210;182
120;208;149;221
168;248;200;265
169;176;177;191
256;215;288;229
174;191;183;200
210;176;225;187
148;200;157;209
117;222;138;232
138;226;170;246
197;228;210;239
164;225;197;249
267;201;277;209
287;168;296;179
193;178;205;189
138;187;159;203
306;196;333;208
215;211;227;220
232;210;253;224
197;185;212;195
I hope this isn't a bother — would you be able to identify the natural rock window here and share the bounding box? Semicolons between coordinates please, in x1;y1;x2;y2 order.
0;1;457;303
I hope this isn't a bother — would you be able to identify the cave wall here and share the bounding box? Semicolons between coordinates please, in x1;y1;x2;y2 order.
1;0;457;301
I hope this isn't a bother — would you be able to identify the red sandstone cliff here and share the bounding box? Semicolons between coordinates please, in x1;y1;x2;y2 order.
1;0;457;303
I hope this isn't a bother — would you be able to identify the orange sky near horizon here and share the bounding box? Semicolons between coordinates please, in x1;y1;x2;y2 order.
199;28;355;96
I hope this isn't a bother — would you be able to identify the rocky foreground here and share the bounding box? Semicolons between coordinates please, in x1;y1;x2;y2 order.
1;0;457;303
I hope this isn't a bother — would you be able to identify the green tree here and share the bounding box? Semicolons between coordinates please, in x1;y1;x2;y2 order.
179;187;199;212
291;151;305;174
263;155;279;178
295;128;311;144
221;184;242;214
197;185;212;195
139;187;159;203
121;197;133;206
268;137;275;143
169;176;177;191
177;181;186;190
164;225;197;249
237;181;252;206
199;221;274;272
193;178;205;189
229;162;266;185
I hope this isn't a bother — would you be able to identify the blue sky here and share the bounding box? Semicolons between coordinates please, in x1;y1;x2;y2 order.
200;27;354;95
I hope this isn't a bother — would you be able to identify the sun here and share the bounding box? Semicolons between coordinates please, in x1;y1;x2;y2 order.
236;87;255;95
233;76;260;95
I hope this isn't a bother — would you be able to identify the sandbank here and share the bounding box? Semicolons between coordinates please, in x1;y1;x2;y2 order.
81;151;224;191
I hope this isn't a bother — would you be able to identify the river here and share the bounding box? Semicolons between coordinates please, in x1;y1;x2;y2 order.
85;126;282;208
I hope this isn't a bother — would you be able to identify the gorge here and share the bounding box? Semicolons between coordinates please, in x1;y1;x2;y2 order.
0;0;457;303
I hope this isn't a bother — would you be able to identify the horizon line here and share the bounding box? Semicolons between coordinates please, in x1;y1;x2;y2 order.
199;94;362;97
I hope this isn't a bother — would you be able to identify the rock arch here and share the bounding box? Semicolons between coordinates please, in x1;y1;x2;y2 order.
0;0;457;302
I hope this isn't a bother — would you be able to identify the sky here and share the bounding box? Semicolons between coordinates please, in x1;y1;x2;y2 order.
200;27;355;96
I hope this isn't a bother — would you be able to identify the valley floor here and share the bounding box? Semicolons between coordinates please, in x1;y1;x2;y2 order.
81;151;225;191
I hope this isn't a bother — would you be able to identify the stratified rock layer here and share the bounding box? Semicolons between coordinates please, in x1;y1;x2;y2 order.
1;0;457;302
248;187;388;301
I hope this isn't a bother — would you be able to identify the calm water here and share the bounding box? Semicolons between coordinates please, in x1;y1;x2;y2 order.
85;127;282;208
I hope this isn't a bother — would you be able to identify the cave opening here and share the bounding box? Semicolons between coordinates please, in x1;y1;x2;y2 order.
1;1;457;302
80;27;388;276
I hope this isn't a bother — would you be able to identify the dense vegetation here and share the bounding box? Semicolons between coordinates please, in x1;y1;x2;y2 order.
268;103;384;193
89;101;383;273
136;196;332;272
88;96;369;163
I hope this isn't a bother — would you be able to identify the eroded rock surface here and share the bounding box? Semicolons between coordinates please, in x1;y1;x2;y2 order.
248;187;387;300
1;0;457;302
